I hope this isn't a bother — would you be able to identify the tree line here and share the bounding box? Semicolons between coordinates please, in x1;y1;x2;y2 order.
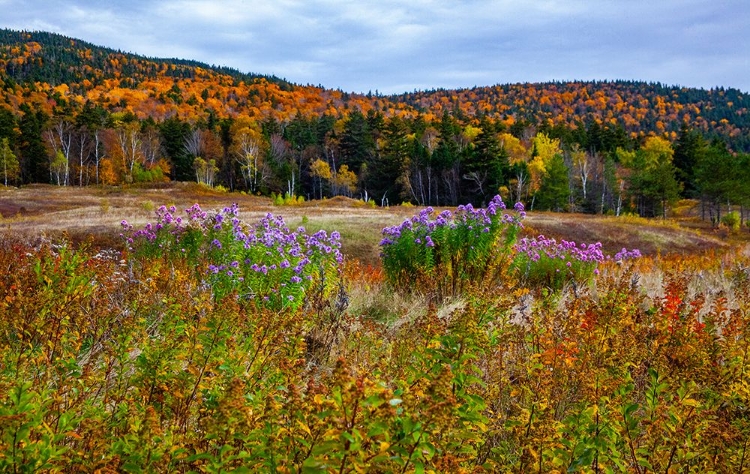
1;102;749;224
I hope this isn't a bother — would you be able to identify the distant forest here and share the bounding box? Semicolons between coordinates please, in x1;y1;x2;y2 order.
0;28;749;222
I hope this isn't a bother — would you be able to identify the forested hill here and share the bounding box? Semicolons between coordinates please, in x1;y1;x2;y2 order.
394;82;750;151
0;29;749;220
0;29;293;91
1;29;748;150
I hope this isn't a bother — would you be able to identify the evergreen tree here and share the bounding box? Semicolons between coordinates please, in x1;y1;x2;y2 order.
673;123;707;197
0;108;17;145
695;140;739;223
160;116;192;181
18;104;49;183
219;118;235;189
367;116;409;203
463;118;508;204
339;110;375;175
536;154;570;212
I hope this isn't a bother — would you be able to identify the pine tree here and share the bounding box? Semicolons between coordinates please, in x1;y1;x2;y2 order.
536;154;570;212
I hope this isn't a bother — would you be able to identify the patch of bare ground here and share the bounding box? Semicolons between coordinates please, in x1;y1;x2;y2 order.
0;184;743;263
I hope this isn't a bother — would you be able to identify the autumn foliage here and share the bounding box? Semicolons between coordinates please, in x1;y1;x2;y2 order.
1;198;749;471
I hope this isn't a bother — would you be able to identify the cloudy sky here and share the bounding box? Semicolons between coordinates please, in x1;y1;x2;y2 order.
1;0;748;94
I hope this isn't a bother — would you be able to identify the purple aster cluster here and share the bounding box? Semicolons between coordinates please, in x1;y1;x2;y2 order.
614;248;642;261
514;236;606;264
380;195;523;249
380;195;525;294
123;203;343;310
513;235;641;290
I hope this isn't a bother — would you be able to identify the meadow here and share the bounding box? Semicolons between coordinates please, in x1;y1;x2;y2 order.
0;184;749;473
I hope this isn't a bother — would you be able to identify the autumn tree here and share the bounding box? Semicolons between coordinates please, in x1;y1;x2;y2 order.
331;164;357;197
44;118;74;185
233;125;267;193
619;136;681;218
0;137;20;186
498;133;530;204
310;158;331;199
527;132;562;209
193;156;218;187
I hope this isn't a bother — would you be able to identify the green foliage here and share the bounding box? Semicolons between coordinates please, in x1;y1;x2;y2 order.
0;137;19;186
141;199;155;213
722;211;741;231
271;192;304;206
535;153;570;212
131;162;165;183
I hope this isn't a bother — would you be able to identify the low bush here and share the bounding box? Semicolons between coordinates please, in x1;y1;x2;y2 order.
722;211;741;231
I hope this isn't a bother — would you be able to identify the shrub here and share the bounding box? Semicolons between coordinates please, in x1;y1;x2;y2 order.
721;211;741;231
380;195;524;297
270;192;304;206
122;203;343;310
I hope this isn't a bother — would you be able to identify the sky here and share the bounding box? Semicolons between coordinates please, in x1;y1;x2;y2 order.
1;0;749;95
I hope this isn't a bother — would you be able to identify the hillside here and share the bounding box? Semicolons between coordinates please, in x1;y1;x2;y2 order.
1;29;748;148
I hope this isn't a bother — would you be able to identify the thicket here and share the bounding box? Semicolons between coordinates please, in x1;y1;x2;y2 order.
0;201;749;472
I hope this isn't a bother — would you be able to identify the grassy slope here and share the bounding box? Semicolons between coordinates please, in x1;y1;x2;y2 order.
0;184;740;264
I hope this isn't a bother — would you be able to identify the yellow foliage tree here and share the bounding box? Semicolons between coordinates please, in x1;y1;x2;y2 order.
0;138;20;186
498;133;528;165
527;133;563;196
331;164;357;197
310;158;332;199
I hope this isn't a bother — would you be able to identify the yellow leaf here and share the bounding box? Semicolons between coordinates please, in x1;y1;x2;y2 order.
298;420;312;436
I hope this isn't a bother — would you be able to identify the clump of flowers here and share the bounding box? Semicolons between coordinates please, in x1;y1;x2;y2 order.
122;203;343;310
513;235;641;290
380;195;524;297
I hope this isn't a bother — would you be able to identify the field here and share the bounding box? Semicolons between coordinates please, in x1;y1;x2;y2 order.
0;184;731;264
1;184;749;472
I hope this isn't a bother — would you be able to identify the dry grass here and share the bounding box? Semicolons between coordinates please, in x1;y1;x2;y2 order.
0;184;742;263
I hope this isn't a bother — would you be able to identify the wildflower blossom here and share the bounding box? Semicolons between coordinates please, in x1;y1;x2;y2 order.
123;203;343;310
